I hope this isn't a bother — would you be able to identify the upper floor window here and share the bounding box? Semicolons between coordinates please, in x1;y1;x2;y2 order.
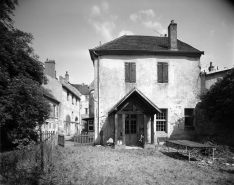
67;92;69;101
72;95;74;104
85;108;88;115
156;109;167;132
125;62;136;83
184;108;195;130
157;62;168;83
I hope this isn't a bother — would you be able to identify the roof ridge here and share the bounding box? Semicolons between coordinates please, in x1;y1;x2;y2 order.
92;35;126;50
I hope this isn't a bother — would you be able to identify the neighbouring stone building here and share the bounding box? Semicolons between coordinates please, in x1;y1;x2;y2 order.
72;81;95;135
201;62;233;91
89;20;204;148
72;83;89;131
42;74;61;132
42;60;82;136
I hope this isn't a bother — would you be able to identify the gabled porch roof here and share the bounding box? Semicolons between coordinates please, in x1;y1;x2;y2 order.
108;88;161;115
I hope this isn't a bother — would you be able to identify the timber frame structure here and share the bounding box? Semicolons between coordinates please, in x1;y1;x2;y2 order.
108;88;161;149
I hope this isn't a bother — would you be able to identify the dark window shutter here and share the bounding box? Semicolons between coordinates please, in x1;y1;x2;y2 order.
163;63;168;82
125;63;130;82
131;63;136;83
157;63;163;83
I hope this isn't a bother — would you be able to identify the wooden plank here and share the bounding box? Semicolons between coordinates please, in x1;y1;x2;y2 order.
151;114;154;144
166;140;215;148
144;115;147;144
115;114;118;144
122;114;125;145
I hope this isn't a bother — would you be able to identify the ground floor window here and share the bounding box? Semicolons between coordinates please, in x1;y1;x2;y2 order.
184;108;195;130
88;120;94;131
156;109;167;132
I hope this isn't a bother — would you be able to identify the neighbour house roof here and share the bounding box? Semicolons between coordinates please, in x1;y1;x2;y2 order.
108;87;161;115
43;89;60;104
89;35;204;61
61;82;81;100
89;80;94;91
206;68;233;76
72;84;89;95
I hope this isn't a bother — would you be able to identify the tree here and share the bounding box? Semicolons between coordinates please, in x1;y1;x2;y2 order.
0;0;50;151
199;68;234;133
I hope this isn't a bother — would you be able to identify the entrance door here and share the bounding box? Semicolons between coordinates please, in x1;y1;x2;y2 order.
125;114;137;146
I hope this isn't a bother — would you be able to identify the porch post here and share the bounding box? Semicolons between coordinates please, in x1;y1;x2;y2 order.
151;114;154;144
115;113;118;144
144;115;147;144
122;114;125;145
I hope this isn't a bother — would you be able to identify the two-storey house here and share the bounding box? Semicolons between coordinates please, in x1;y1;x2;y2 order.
89;20;204;148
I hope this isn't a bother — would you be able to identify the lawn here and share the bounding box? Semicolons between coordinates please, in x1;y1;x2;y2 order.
43;144;234;185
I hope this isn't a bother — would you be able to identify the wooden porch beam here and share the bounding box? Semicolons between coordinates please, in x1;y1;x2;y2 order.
122;114;125;145
117;111;143;114
151;114;155;144
115;114;118;145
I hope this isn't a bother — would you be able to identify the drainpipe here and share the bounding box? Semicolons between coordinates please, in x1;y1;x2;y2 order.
93;51;100;142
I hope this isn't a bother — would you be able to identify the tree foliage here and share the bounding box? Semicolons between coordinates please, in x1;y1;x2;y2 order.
199;68;234;131
0;0;50;150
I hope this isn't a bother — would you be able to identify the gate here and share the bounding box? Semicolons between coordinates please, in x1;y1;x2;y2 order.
58;134;65;147
74;134;94;146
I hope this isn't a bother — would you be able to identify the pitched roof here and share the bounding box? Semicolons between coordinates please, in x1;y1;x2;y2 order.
72;84;89;95
93;35;201;51
108;87;161;115
89;35;204;60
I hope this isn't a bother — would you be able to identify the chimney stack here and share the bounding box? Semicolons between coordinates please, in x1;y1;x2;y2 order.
208;62;215;72
65;71;69;83
44;59;56;78
168;20;178;50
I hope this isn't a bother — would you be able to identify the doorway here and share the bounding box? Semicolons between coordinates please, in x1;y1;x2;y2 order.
125;114;137;146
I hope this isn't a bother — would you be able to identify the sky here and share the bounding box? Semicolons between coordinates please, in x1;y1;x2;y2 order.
12;0;234;85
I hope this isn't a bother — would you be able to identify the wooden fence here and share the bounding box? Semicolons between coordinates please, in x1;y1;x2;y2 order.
0;131;58;184
74;134;94;146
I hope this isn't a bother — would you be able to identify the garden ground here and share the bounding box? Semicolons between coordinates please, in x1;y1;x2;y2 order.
43;141;234;185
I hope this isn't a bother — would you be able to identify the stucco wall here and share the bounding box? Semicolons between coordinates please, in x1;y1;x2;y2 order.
60;88;81;135
94;55;201;143
205;71;228;89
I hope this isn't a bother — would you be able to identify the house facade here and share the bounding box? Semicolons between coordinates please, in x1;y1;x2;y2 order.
43;60;82;136
42;74;61;132
89;20;204;147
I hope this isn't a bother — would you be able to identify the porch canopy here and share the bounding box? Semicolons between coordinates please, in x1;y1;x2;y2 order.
108;88;161;146
109;88;161;115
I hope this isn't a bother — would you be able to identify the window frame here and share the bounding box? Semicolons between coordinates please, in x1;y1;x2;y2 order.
184;108;195;130
88;120;94;131
67;92;69;101
157;62;168;83
125;62;136;83
156;109;167;132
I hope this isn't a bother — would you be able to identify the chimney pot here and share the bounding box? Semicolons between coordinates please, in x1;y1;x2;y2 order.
65;71;69;83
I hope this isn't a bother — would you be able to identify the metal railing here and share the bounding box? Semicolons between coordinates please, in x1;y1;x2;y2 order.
74;134;94;146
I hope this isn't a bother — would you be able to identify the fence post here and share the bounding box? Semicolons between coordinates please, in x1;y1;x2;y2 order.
40;125;44;172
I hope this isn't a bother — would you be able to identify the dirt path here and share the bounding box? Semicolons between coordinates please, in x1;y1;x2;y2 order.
45;144;234;185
